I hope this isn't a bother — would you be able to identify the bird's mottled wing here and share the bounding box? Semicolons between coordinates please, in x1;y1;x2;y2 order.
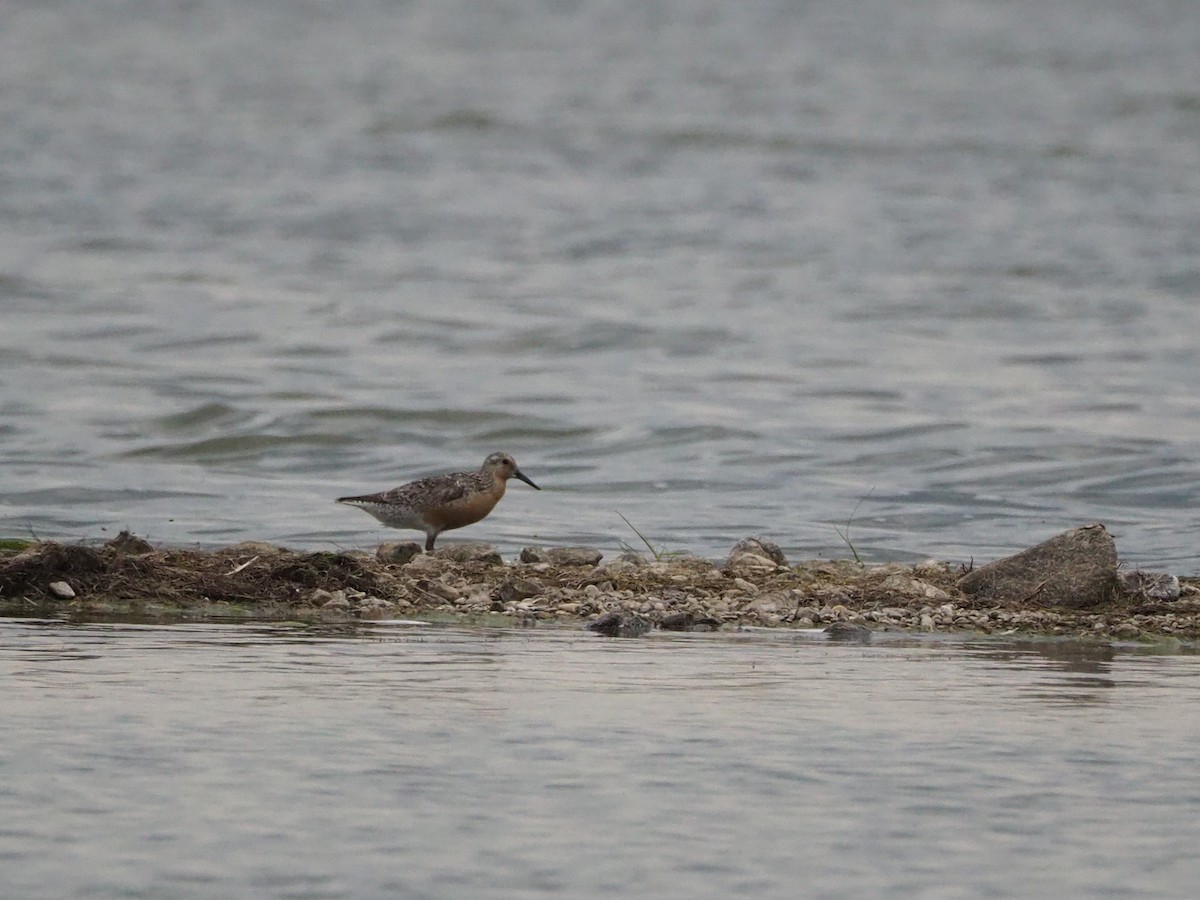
374;471;476;509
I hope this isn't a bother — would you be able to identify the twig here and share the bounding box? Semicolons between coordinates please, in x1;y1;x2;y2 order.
1020;579;1048;605
224;555;259;576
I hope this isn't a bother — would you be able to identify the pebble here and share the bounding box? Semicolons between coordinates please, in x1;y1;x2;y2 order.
727;553;778;575
358;597;392;618
586;610;651;638
404;554;448;574
106;532;155;555
377;542;422;565
48;581;75;599
423;580;461;602
746;597;778;616
521;546;605;567
434;542;504;566
497;577;542;604
726;537;789;568
1118;571;1182;602
321;591;350;610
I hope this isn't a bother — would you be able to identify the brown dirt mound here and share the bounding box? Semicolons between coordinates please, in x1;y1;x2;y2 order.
0;534;404;610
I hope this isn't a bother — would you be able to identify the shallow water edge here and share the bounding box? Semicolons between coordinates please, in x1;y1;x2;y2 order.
2;533;1197;640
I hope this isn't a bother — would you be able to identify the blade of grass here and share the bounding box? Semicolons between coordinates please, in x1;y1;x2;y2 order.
615;511;660;560
833;488;875;566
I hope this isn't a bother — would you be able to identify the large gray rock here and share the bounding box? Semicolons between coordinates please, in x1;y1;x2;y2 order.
958;523;1118;609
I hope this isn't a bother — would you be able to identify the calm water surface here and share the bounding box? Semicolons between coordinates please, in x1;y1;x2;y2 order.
2;0;1200;567
5;6;1199;895
2;617;1199;898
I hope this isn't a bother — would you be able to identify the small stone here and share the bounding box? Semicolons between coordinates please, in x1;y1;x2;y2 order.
659;611;696;631
377;542;422;565
733;577;760;595
746;596;778;616
497;577;542;604
357;597;392;619
321;590;350;610
1146;575;1182;601
404;553;450;574
922;583;951;601
586;610;651;638
423;580;461;602
1117;571;1181;602
726;553;778;576
435;542;504;565
105;531;154;555
521;546;604;566
727;537;789;568
48;581;75;599
913;560;950;577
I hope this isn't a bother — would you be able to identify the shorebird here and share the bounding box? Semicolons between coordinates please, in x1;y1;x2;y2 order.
336;452;541;551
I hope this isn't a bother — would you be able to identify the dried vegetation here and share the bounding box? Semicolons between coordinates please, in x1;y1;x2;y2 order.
2;530;1199;639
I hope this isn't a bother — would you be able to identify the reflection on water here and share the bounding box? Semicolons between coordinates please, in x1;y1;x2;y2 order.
3;617;1200;898
962;638;1123;705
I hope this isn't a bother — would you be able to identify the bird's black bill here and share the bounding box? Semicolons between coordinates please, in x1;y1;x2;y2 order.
514;469;541;490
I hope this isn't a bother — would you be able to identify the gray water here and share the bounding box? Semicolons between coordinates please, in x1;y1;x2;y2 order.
3;618;1199;898
6;6;1200;895
2;0;1200;567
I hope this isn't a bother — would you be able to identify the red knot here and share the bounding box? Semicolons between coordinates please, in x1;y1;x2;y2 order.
337;452;541;552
